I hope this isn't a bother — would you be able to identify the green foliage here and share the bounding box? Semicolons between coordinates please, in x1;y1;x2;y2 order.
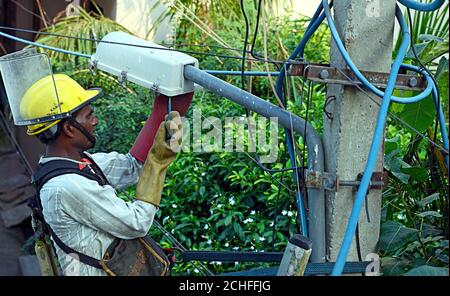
33;5;131;64
404;265;449;276
380;1;449;276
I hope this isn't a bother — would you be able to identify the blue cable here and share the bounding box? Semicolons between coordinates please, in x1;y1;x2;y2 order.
398;0;445;11
0;31;90;58
272;2;327;237
275;2;326;100
205;70;280;76
328;2;411;275
322;2;435;104
321;0;448;161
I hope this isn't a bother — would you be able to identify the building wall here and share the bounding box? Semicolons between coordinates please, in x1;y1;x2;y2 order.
96;0;174;43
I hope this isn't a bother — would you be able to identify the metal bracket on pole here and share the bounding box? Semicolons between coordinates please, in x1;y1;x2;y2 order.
288;62;427;91
336;171;388;191
357;171;389;190
304;170;337;191
304;170;388;191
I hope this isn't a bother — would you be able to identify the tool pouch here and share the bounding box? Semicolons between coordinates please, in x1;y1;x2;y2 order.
100;236;171;276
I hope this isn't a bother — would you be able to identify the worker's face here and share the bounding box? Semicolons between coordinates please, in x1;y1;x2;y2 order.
72;105;98;149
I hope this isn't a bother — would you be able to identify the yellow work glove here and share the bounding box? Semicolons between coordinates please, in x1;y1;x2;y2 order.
136;111;182;207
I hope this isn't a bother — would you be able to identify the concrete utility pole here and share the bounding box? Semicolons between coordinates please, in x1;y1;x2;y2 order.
324;0;396;266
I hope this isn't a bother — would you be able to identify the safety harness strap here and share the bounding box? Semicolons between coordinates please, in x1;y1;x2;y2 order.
31;155;109;270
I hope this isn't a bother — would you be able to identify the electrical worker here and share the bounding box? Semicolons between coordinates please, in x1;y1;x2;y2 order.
18;73;192;276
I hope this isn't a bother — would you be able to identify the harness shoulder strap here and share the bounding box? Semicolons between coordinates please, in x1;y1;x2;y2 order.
31;158;107;270
32;159;106;189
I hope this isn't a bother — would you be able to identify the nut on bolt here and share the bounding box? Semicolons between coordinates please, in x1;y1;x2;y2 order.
408;77;418;87
319;69;329;80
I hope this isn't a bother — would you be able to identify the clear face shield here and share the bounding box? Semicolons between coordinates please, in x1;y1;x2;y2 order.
0;48;68;126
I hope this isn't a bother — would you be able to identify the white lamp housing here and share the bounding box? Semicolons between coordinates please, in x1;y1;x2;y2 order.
91;31;199;96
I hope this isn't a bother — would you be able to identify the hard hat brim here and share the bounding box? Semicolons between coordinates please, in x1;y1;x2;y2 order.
69;87;103;115
26;87;103;135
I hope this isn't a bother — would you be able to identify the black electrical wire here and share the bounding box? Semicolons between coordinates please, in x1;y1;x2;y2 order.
248;0;282;72
334;67;448;155
406;8;445;192
239;0;307;235
271;144;288;249
240;0;250;91
237;1;303;175
0;25;285;65
355;222;365;276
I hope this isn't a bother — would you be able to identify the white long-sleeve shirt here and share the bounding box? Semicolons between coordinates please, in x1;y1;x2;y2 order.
38;151;157;276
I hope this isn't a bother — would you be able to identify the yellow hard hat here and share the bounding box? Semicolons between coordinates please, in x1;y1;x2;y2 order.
20;74;102;135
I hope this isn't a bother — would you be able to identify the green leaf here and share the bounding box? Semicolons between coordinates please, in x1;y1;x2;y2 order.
416;211;443;218
417;193;440;207
404;265;449;276
233;222;245;241
400;167;429;182
384;136;399;155
199;186;206;197
435;56;448;79
257;222;265;233
224;215;233;226
379;221;418;253
398;97;437;133
406;42;430;58
390;101;405;114
418;34;445;43
384;150;411;184
420;223;443;238
381;257;409;276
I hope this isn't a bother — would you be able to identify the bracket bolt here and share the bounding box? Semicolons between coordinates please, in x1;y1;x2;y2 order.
408;77;418;87
89;60;98;76
118;71;127;87
319;69;329;79
323;177;335;189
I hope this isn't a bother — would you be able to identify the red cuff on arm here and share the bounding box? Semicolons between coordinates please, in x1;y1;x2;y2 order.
129;92;193;163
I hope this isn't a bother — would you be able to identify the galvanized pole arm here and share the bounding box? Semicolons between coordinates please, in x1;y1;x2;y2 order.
184;64;327;263
184;65;324;172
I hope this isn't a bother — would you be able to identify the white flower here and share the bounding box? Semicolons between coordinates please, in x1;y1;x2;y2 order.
194;268;200;273
233;246;239;251
201;172;206;176
229;197;235;205
282;210;287;216
207;239;212;244
287;211;294;217
259;236;266;241
250;246;255;250
269;222;274;227
250;210;256;215
224;242;229;247
243;218;254;224
204;224;209;230
217;204;222;209
172;204;177;208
